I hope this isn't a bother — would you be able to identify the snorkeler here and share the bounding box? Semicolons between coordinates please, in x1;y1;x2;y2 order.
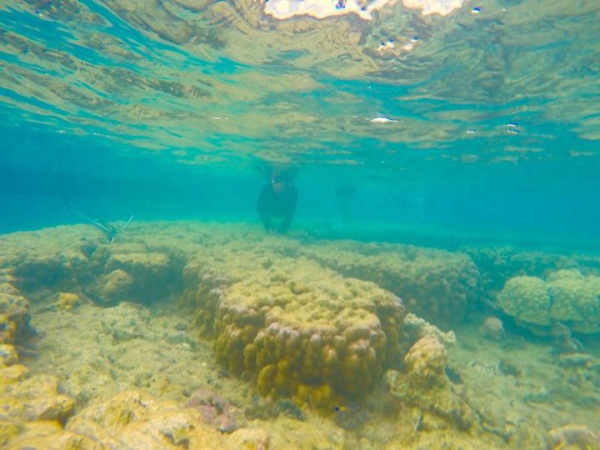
257;168;298;234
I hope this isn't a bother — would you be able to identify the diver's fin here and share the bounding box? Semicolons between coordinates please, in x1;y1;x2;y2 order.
75;212;113;234
64;199;113;234
106;215;133;243
64;198;132;243
117;215;134;233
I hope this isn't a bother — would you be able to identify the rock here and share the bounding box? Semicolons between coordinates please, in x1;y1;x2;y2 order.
0;344;19;366
385;337;477;431
547;424;600;450
57;292;81;311
97;269;134;304
186;388;245;433
479;316;505;341
2;421;95;450
67;390;231;449
0;286;31;344
0;373;75;422
229;428;269;450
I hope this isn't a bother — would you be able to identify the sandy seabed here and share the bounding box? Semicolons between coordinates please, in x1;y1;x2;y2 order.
1;221;599;449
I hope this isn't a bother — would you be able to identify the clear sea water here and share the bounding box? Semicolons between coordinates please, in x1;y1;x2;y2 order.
1;0;598;252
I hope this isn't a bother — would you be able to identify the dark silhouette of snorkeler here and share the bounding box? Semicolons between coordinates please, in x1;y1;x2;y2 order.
257;167;298;234
335;182;355;223
63;199;133;243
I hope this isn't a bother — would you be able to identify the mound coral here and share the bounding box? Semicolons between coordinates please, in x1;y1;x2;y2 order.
496;270;600;335
496;276;551;326
183;253;405;413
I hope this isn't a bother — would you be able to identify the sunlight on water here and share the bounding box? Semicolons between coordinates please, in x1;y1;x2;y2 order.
1;0;599;164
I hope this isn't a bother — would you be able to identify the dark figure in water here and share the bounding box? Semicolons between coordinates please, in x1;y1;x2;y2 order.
257;169;298;234
335;182;355;223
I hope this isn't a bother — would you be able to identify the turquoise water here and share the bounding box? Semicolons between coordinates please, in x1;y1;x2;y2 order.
2;2;600;447
1;0;599;247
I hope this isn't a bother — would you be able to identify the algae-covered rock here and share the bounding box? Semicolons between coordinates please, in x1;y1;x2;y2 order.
385;337;477;431
0;373;75;422
96;269;134;304
67;390;231;449
0;367;75;424
8;234;89;295
57;292;81;311
0;344;19;366
0;363;29;383
0;419;20;448
2;421;95;450
104;251;179;302
228;427;270;450
186;388;246;433
496;276;551;326
0;314;17;346
0;284;31;344
547;424;600;450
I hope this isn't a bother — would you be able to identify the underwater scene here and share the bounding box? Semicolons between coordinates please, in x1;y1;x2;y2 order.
1;0;600;449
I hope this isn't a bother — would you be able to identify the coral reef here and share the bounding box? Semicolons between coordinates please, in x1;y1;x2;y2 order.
0;227;183;307
56;292;81;311
2;222;599;448
299;242;479;328
463;246;578;303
